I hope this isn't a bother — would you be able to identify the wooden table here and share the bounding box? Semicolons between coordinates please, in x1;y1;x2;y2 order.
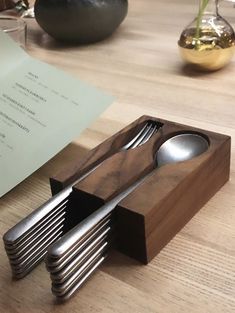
0;0;235;312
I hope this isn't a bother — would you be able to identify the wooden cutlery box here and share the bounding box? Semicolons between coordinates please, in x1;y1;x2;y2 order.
50;116;231;264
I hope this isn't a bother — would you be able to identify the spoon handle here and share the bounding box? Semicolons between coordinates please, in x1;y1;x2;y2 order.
46;172;151;260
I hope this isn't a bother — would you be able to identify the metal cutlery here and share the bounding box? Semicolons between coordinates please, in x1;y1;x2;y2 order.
3;120;161;279
45;133;209;301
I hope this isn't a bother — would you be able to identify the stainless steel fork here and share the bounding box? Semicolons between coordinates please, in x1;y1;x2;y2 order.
3;120;161;279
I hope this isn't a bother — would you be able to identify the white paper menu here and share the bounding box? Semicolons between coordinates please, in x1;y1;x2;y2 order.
0;31;114;197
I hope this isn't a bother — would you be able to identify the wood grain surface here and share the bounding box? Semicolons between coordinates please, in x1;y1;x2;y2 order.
53;116;231;264
0;0;235;312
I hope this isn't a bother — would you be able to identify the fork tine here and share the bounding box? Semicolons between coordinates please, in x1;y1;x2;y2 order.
140;124;159;146
121;122;149;150
130;122;156;149
128;124;152;149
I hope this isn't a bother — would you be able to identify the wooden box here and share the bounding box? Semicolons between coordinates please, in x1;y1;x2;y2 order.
50;116;231;264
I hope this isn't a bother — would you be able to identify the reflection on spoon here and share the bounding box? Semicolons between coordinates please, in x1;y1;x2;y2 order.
156;133;209;167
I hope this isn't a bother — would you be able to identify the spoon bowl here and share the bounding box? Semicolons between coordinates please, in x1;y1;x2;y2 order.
156;133;209;167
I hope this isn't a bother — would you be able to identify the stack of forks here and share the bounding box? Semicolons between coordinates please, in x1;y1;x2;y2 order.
3;198;68;279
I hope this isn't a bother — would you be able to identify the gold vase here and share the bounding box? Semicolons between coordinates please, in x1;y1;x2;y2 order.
178;0;235;71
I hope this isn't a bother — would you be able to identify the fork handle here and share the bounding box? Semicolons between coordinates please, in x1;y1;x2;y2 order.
3;164;100;244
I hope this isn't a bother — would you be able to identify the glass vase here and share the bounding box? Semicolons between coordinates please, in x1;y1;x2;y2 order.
178;0;235;71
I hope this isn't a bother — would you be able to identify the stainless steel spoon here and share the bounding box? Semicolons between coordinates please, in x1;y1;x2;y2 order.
46;133;209;300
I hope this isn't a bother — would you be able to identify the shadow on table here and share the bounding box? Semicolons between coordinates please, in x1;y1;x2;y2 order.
27;25;127;51
178;63;231;78
101;248;143;277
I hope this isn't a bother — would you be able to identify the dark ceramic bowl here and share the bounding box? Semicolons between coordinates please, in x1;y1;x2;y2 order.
34;0;128;43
